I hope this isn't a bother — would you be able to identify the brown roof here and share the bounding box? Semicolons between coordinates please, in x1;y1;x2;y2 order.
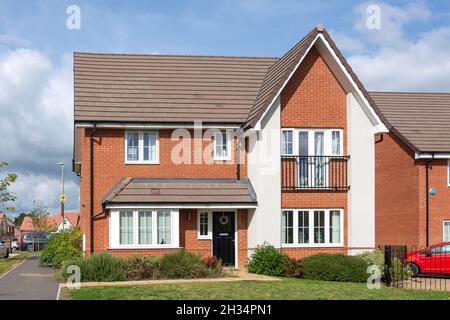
245;28;319;127
102;178;257;205
55;211;80;228
370;92;450;153
74;53;277;124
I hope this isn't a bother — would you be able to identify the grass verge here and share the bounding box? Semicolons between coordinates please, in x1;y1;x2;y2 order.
65;278;450;300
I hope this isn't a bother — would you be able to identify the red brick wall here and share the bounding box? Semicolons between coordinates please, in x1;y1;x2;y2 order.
375;133;420;247
375;132;450;248
79;128;248;267
418;159;450;247
280;46;349;257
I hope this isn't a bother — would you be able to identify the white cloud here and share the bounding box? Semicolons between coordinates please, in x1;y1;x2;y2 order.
354;1;432;48
0;49;77;213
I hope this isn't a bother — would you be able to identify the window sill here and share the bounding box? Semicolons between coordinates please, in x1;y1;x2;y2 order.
281;244;344;249
197;237;212;241
124;161;160;165
108;246;180;250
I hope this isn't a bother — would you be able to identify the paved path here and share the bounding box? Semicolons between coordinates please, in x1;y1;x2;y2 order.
0;256;59;300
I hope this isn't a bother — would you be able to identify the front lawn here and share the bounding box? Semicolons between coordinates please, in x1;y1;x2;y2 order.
66;278;450;300
0;251;37;276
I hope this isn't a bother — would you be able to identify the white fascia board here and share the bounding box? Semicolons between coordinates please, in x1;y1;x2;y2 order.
253;33;388;134
105;204;258;209
415;152;450;159
316;34;388;133
75;123;240;129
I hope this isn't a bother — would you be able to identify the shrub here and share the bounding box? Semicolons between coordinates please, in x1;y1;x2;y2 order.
61;252;127;282
159;249;221;279
247;242;288;277
358;248;385;274
389;257;412;283
301;253;368;282
283;256;304;278
203;256;222;274
40;228;82;267
125;255;159;281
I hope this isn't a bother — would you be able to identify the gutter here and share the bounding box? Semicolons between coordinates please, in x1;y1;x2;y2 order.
90;123;97;254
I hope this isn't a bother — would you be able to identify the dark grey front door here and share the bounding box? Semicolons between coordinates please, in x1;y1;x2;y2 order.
212;212;235;266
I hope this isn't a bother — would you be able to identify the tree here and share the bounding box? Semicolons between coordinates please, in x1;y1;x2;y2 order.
14;213;28;227
29;200;55;232
0;162;17;212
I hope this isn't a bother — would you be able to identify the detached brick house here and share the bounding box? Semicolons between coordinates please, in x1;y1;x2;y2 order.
72;25;388;268
374;92;450;248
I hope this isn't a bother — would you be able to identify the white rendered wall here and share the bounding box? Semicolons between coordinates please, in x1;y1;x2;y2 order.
347;92;376;255
247;97;282;254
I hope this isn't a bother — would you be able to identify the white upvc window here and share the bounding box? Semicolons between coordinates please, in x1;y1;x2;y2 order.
125;131;159;164
281;128;343;156
214;131;232;160
282;130;294;155
110;209;179;249
281;209;344;247
444;220;450;242
197;211;212;240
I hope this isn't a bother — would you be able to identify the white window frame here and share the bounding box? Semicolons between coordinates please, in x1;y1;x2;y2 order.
213;130;232;161
109;209;179;249
443;220;450;242
281;208;344;248
281;128;344;156
125;130;159;164
281;129;295;155
197;211;212;240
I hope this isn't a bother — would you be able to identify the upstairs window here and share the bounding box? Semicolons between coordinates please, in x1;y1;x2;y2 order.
282;130;294;155
281;129;343;156
214;131;231;160
125;131;159;164
444;220;450;242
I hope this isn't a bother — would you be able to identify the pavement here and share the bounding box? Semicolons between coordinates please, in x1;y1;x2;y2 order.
0;256;60;300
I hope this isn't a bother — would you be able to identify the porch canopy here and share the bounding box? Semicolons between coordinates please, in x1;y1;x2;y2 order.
102;178;257;209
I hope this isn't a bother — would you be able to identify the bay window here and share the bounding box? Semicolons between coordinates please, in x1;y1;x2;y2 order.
110;209;179;248
281;209;343;247
125;131;159;164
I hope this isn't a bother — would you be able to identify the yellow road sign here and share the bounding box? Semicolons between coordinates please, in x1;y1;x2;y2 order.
60;193;67;203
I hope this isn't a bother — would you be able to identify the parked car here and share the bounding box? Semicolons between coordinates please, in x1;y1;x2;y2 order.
0;240;9;258
406;242;450;275
20;232;51;251
11;239;19;251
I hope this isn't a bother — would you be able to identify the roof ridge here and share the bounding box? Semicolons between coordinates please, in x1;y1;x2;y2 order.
74;51;279;60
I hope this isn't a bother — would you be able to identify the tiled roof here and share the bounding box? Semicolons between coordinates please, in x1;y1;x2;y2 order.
370;92;450;153
102;178;257;205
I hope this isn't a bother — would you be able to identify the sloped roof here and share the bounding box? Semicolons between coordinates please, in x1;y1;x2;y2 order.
102;178;257;205
370;92;450;153
20;216;34;231
74;53;277;124
55;211;80;228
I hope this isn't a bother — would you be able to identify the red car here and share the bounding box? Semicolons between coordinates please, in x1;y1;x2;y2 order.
406;242;450;275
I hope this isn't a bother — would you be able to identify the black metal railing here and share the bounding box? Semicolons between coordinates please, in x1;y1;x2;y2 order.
281;155;350;191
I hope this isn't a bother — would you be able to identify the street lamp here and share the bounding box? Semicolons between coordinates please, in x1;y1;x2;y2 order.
57;162;65;231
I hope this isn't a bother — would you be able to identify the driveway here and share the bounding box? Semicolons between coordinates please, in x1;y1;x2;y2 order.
0;256;59;300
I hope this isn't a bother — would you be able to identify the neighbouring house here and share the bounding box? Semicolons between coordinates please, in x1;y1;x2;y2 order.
0;212;15;241
373;92;450;248
72;25;388;268
53;211;80;231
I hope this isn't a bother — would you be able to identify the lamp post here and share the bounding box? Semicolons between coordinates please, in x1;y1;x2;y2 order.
57;162;65;231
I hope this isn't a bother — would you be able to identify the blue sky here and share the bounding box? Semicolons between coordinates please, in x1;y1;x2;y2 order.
1;0;450;215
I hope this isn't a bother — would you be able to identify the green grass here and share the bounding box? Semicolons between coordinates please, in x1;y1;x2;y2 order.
66;278;450;300
0;251;38;276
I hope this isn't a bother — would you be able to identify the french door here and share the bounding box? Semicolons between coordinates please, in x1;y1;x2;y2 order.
298;131;327;188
